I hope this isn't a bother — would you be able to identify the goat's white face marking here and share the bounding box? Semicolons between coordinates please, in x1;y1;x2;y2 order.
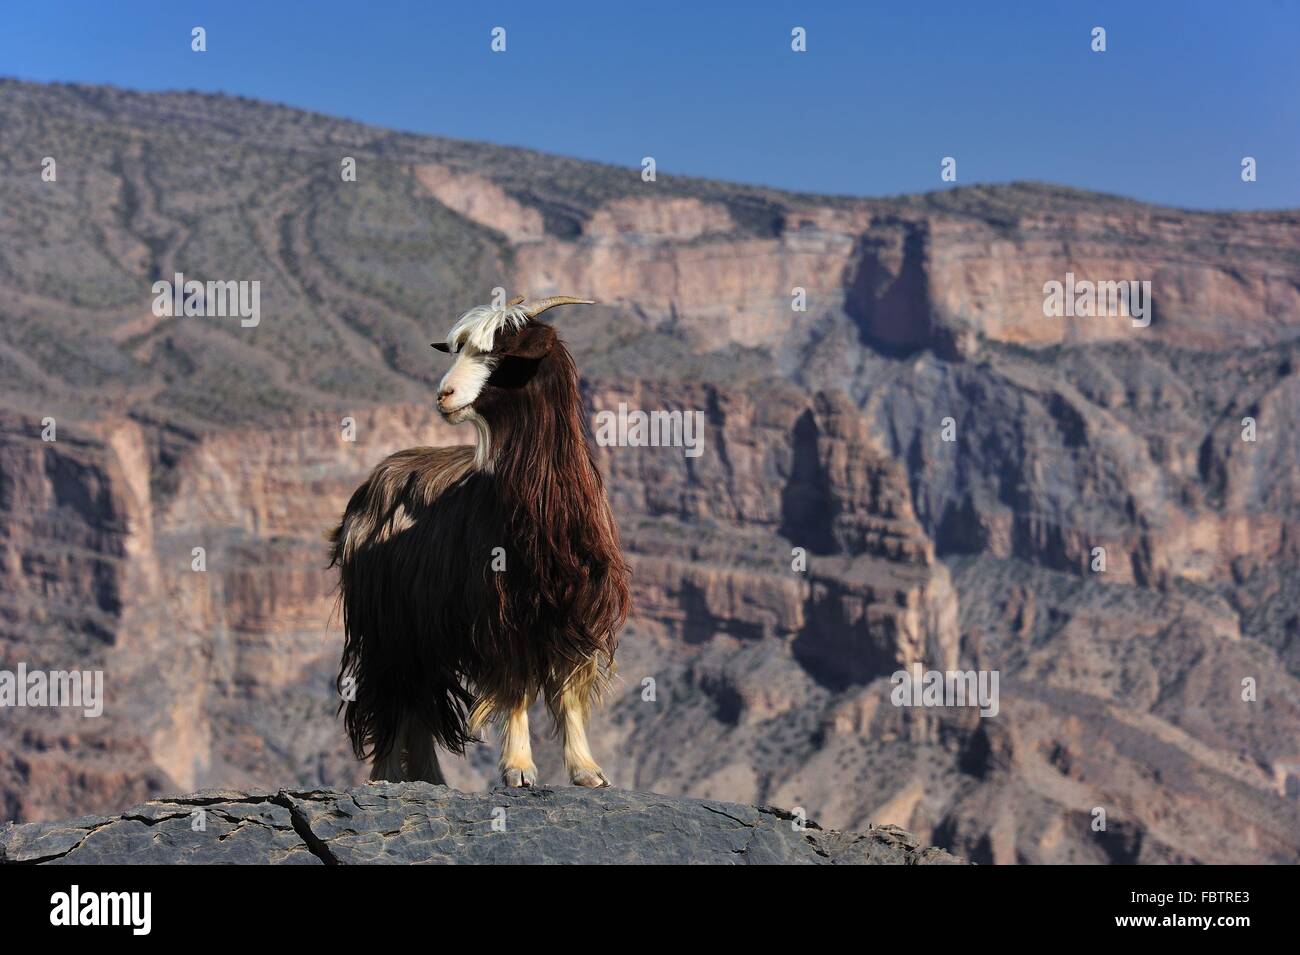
437;344;496;421
436;303;529;422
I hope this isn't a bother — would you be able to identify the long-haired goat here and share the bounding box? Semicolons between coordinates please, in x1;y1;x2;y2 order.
329;295;631;788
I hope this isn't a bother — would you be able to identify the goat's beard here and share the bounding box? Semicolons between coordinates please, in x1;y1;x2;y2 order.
442;403;476;424
457;408;493;470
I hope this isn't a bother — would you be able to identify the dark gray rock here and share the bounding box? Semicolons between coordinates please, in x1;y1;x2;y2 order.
0;784;965;865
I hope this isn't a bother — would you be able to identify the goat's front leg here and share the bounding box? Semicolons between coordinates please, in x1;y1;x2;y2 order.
498;700;538;788
556;679;610;788
369;745;404;783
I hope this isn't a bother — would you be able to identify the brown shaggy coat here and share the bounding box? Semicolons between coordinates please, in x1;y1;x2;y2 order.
329;321;630;767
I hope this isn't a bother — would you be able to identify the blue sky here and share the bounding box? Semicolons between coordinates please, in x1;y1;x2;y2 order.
4;0;1297;210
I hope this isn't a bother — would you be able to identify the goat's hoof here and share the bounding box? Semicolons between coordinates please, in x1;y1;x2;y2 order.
501;766;537;788
571;769;610;789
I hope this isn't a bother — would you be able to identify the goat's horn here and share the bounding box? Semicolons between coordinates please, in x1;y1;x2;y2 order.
521;296;595;318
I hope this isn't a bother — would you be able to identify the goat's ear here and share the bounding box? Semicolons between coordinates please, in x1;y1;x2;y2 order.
430;341;452;353
502;322;555;360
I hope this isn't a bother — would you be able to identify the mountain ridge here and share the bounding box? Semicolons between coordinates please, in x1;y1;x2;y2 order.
8;76;1299;217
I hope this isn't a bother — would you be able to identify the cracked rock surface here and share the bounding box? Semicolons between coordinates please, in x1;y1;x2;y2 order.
0;783;965;865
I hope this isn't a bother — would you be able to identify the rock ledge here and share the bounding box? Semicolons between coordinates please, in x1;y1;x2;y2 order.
0;783;965;865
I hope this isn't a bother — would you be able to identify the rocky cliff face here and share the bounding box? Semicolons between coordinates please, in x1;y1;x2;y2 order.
0;783;963;865
0;79;1297;864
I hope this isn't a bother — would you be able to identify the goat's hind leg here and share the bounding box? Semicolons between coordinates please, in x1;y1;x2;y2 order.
550;661;610;788
477;695;538;788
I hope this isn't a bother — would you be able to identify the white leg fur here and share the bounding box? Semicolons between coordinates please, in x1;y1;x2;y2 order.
558;684;609;788
498;703;537;787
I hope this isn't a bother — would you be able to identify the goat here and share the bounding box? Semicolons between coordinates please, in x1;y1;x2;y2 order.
329;295;631;788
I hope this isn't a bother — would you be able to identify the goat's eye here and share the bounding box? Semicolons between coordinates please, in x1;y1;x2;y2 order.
487;354;540;389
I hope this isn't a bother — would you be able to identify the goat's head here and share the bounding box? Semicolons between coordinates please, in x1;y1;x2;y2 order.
431;296;592;425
